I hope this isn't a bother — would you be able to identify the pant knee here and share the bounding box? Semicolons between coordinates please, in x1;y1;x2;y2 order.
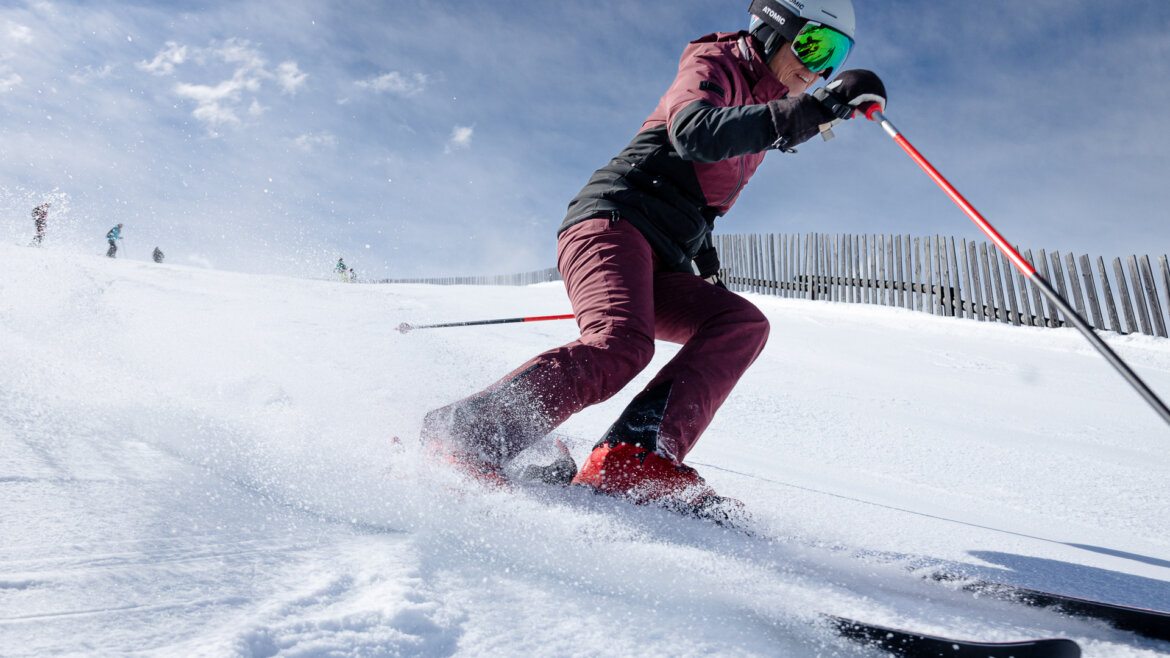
572;327;655;398
743;309;770;350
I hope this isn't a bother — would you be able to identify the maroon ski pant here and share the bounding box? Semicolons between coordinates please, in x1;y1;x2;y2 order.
430;216;769;463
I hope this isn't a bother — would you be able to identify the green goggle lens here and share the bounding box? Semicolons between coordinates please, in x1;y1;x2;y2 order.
791;22;853;75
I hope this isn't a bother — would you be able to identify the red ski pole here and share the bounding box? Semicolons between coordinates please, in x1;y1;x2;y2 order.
867;107;1170;428
397;313;574;333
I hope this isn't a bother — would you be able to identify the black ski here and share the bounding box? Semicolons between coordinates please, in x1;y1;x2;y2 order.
827;615;1081;658
932;574;1170;643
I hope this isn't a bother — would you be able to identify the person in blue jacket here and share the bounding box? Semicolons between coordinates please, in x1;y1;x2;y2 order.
106;224;123;258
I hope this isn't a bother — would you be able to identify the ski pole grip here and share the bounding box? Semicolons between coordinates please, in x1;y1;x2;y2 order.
859;102;883;121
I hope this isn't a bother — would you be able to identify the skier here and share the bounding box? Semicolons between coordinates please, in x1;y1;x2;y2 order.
106;224;123;258
335;258;349;282
152;247;165;263
422;0;886;510
30;203;50;246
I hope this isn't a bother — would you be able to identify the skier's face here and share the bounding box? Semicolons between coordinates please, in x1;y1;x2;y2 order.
768;44;819;97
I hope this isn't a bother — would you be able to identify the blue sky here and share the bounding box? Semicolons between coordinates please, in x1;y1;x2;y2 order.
1;1;1168;279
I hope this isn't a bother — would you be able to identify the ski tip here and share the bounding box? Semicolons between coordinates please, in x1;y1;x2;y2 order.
553;438;572;457
825;614;1082;658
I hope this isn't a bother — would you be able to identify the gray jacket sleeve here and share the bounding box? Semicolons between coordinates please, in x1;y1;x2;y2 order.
668;96;835;162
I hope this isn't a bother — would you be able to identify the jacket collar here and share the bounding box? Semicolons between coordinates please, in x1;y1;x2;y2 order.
736;33;790;100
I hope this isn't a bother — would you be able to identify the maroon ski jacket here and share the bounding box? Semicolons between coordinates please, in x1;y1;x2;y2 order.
561;31;800;272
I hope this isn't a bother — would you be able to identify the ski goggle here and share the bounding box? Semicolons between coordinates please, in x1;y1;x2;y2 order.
791;21;853;78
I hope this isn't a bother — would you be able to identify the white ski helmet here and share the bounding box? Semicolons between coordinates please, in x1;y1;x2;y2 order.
748;0;855;76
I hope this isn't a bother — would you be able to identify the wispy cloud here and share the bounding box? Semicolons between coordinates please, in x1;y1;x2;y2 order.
292;132;338;152
444;125;473;153
145;38;303;136
69;64;114;83
5;22;33;44
275;61;307;94
355;71;428;96
0;65;20;92
173;68;259;132
138;41;187;76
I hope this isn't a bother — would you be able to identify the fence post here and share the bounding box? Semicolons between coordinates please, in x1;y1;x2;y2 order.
1113;257;1138;334
861;234;870;304
756;233;765;294
966;241;985;321
1163;255;1170;330
1079;253;1105;330
850;234;858;303
1139;255;1167;338
1022;250;1046;327
1162;255;1170;333
893;235;903;308
1064;253;1088;324
1014;246;1034;326
783;234;791;297
900;235;911;310
1100;256;1124;333
800;233;809;299
989;247;1009;323
944;237;961;318
1036;250;1060;326
1002;248;1022;326
959;238;974;320
884;235;895;308
1050;252;1071;326
977;242;994;321
1127;256;1153;336
921;236;933;314
769;233;777;296
913;237;923;311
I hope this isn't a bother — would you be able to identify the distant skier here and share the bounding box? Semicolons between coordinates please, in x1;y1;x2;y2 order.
30;203;50;246
152;246;164;263
106;224;123;258
335;258;349;282
348;268;358;283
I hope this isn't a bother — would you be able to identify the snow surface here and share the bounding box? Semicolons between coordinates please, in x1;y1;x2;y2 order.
2;243;1169;657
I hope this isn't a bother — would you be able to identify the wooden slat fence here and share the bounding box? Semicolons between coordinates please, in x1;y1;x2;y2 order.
717;233;1169;338
377;267;561;286
373;234;1168;339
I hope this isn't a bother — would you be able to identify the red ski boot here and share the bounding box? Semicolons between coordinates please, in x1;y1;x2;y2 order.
570;441;713;505
570;441;748;525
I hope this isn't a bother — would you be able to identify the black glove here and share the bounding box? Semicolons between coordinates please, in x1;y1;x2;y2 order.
813;69;887;120
692;245;727;288
766;94;837;152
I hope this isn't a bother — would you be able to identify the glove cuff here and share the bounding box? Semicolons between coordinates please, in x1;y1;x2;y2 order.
767;95;836;152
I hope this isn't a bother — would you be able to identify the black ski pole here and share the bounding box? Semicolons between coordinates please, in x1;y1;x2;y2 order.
397;313;575;333
866;107;1170;429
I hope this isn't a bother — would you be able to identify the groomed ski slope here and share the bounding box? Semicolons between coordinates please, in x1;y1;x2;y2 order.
2;243;1169;657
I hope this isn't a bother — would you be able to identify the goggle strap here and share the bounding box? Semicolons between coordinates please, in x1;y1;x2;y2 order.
747;0;803;42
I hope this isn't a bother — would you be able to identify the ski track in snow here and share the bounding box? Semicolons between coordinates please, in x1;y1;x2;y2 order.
2;244;1169;657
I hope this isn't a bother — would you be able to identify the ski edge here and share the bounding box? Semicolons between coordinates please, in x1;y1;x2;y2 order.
826;614;1082;658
